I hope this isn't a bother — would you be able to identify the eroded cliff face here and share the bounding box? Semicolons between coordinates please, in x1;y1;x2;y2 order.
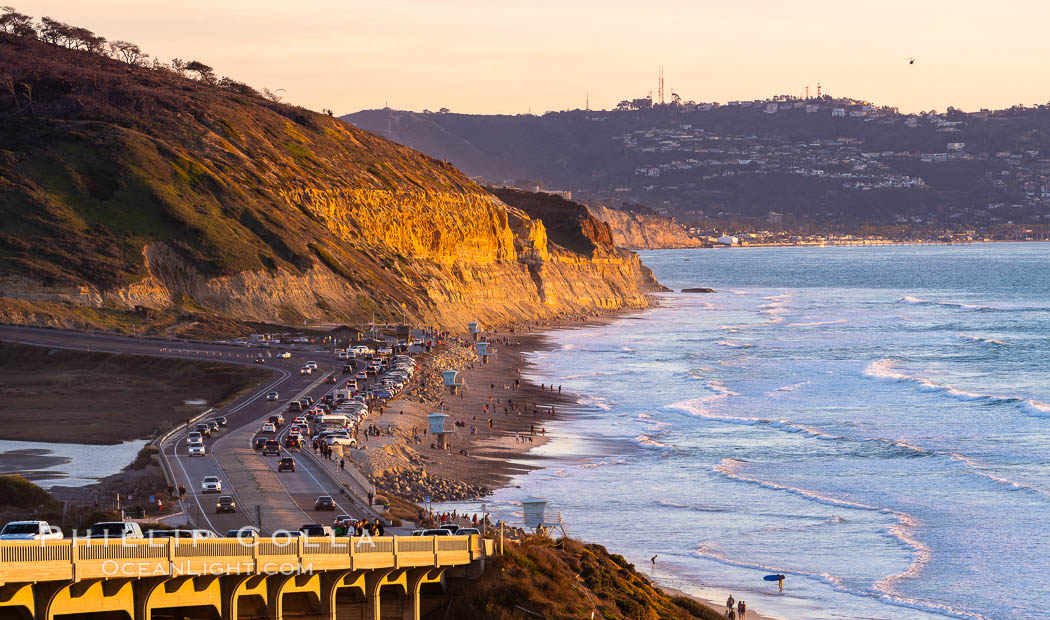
587;204;702;249
0;34;661;336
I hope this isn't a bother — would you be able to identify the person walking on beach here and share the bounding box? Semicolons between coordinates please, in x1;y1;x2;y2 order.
778;575;784;592
738;600;746;619
726;595;735;612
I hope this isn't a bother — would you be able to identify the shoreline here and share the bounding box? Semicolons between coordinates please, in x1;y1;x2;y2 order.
362;307;784;619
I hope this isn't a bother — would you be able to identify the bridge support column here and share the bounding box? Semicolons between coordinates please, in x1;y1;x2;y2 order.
0;583;34;620
400;568;445;620
37;578;135;620
363;569;394;620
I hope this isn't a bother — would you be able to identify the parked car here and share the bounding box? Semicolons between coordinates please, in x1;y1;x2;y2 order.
262;440;280;456
439;524;460;534
215;496;236;514
266;391;279;401
457;528;481;536
89;522;144;539
188;442;206;456
277;457;296;472
148;529;197;539
325;434;357;448
314;496;336;511
201;476;222;493
1;521;62;541
422;529;452;536
225;526;259;538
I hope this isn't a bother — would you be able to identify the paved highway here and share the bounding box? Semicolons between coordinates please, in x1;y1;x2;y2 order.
0;325;378;534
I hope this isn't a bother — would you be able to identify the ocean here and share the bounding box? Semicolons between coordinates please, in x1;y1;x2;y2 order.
438;243;1050;619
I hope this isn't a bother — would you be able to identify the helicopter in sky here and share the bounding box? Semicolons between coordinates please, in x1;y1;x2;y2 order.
907;57;916;65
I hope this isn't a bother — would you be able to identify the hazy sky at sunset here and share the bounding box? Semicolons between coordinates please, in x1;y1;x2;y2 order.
15;1;1050;115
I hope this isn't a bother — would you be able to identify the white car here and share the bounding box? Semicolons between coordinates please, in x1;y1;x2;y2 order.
356;372;368;380
276;352;291;359
305;361;318;370
325;434;357;447
186;432;202;444
266;392;279;401
300;367;312;375
188;442;206;456
260;422;277;433
201;476;222;493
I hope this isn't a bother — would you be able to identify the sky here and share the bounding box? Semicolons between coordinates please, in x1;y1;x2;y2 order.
13;0;1050;115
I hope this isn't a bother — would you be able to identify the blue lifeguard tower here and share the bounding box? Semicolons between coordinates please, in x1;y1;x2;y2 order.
522;496;564;537
476;341;491;364
441;369;461;395
468;321;481;342
427;412;451;449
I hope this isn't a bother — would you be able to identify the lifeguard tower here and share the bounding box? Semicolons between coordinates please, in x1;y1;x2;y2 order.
427;412;451;449
521;496;565;537
441;369;461;395
468;321;481;342
476;341;492;364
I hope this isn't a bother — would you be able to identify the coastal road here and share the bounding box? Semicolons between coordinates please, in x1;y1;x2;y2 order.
0;325;369;532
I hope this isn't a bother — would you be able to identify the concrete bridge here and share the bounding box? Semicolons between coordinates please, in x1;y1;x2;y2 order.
0;534;493;620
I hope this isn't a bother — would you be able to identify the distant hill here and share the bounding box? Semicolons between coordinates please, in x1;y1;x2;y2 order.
0;28;660;336
345;102;1050;233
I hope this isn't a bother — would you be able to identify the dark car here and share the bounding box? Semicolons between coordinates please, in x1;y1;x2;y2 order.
225;527;259;538
262;440;280;456
314;495;336;511
193;423;212;438
215;416;227;427
439;524;460;534
304;397;314;406
253;357;265;364
268;414;285;427
342;364;353;374
277;457;296;472
207;420;220;433
253;436;268;450
325;375;336;384
283;436;300;450
215;496;236;514
299;524;333;537
287;401;304;413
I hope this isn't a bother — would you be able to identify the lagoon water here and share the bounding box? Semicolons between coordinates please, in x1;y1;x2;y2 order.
444;244;1050;619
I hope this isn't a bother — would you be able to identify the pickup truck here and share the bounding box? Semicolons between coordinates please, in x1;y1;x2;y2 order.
0;520;63;540
89;522;144;539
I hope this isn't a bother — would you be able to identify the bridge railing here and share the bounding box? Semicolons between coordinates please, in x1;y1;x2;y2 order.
0;535;489;585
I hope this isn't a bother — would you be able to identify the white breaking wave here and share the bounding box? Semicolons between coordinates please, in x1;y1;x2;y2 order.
709;460;992;619
767;380;811;395
716;340;754;349
788;319;848;328
897;296;993;311
957;333;1008;346
863;359;1050;419
634;434;673;450
695;541;987;620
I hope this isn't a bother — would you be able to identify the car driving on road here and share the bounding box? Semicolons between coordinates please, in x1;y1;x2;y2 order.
253;436;268;450
188;442;206;456
215;496;236;514
266;391;279;401
314;496;336;511
201;476;221;493
262;440;280;456
260;422;276;434
278;457;296;472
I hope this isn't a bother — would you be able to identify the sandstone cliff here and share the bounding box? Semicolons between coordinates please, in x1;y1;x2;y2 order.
587;204;703;249
0;34;660;336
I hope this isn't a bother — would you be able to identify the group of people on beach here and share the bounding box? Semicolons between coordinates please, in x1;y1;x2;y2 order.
726;595;747;619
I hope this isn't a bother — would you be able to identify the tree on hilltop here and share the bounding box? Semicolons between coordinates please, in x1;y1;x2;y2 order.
108;39;148;65
185;60;216;84
0;6;35;37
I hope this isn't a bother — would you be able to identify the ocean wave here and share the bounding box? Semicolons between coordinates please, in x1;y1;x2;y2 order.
579;396;614;411
634;434;673;450
766;380;811;395
695;542;986;620
716;340;754;349
654;499;729;513
863;359;1050;420
897;296;994;311
578;458;628;470
957;333;1008;346
787;319;848;328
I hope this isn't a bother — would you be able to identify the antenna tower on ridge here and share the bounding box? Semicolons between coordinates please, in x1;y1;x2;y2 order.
658;66;665;105
817;82;822;98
